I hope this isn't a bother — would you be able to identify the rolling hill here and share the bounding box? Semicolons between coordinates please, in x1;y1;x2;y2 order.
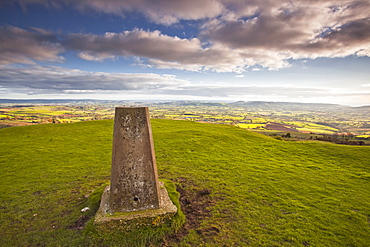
0;119;369;246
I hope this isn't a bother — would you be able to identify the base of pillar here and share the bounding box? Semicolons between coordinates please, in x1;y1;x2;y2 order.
94;182;177;230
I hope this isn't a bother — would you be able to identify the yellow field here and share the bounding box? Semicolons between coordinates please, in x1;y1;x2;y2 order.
250;117;267;123
8;107;71;116
357;135;370;138
229;116;244;120
237;123;265;129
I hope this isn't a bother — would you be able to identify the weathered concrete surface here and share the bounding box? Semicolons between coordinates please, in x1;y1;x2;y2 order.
109;107;160;213
94;107;177;229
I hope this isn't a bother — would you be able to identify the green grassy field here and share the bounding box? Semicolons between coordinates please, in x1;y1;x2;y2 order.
1;120;369;246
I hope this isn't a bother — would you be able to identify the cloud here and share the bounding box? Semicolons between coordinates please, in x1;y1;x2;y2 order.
0;26;285;73
201;1;370;60
0;26;64;65
302;18;370;57
155;84;370;106
1;1;370;72
63;29;263;73
87;0;224;25
64;29;202;62
1;64;369;105
0;65;188;94
160;84;329;97
5;0;224;25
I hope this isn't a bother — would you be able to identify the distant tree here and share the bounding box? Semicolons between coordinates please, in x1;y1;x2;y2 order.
284;133;291;138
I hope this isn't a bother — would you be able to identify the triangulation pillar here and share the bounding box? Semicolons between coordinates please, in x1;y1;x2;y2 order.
94;107;176;228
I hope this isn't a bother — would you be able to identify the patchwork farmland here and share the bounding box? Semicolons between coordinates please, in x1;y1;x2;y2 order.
1;100;369;144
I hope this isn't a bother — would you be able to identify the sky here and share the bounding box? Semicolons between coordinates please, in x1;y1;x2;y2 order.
0;0;369;106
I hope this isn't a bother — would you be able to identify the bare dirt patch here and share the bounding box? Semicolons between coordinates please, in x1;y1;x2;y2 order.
161;178;216;245
68;215;90;231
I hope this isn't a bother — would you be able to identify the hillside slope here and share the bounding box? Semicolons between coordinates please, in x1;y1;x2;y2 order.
0;120;369;246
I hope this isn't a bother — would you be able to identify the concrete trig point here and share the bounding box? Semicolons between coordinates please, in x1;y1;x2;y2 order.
95;107;176;227
110;107;160;213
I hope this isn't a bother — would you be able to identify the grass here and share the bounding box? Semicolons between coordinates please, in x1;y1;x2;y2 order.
296;127;336;134
1;119;369;246
153;120;370;246
0;121;113;246
85;179;185;247
281;122;339;134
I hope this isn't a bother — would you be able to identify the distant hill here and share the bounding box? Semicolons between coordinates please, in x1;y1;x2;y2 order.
0;99;128;105
230;101;351;111
354;105;370;109
0;99;85;104
2;99;369;113
0;99;363;109
166;100;370;114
